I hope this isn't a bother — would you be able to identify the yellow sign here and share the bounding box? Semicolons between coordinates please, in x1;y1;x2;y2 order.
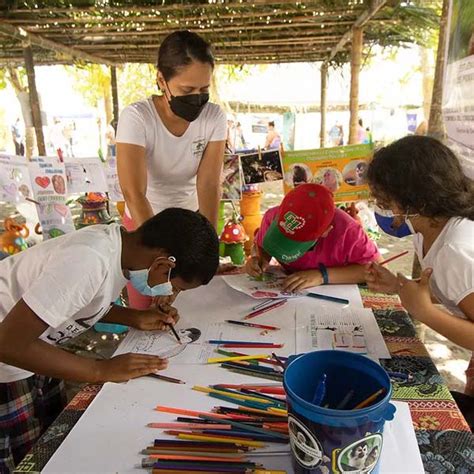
282;144;373;202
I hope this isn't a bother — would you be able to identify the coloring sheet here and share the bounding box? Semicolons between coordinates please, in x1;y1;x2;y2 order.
0;154;33;203
64;157;108;194
295;303;390;360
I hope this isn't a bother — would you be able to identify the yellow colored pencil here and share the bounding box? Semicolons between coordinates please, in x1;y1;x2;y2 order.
254;471;288;474
207;354;269;364
267;407;288;415
175;433;265;448
192;385;273;405
234;406;287;418
354;388;386;409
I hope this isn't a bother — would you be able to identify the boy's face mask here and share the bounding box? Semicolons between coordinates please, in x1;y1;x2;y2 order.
128;256;176;297
374;206;417;237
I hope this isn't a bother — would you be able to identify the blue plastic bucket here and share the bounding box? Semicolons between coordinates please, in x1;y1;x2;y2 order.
284;350;396;474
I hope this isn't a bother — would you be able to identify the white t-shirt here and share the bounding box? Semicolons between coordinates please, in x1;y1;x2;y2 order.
0;224;128;382
413;217;474;319
116;97;227;215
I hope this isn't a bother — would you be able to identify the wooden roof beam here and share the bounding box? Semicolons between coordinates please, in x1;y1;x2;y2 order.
0;21;115;65
326;0;387;62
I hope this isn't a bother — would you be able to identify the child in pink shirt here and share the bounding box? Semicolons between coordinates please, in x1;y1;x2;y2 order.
246;184;380;292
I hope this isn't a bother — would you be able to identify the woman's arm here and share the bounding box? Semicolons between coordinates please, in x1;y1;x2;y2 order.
117;142;154;227
197;140;225;228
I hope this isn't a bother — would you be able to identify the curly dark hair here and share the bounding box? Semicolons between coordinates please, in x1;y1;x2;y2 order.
368;135;474;220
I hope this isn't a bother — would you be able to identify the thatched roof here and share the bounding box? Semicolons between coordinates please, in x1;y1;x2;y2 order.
0;1;440;66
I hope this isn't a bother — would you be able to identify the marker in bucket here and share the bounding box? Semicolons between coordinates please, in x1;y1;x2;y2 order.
311;373;327;405
336;389;355;409
353;388;386;409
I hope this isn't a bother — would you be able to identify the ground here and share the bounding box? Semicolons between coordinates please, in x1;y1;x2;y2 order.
0;190;470;399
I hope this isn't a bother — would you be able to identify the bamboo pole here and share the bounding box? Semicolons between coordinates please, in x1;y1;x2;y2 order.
320;62;328;148
23;45;46;156
110;66;119;130
348;27;363;145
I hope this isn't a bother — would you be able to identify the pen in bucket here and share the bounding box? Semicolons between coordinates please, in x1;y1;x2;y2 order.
311;373;327;405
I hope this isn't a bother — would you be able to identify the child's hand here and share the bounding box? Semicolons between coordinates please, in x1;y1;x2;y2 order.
245;256;268;278
365;262;398;294
397;268;433;319
282;270;324;293
95;353;168;382
130;306;179;331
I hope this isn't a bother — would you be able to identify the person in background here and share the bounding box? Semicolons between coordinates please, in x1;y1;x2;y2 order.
234;122;247;151
11;118;24;156
328;122;343;147
357;118;367;144
0;209;219;472
365;135;474;428
105;121;117;158
264;121;281;150
246;183;381;292
116;30;226;310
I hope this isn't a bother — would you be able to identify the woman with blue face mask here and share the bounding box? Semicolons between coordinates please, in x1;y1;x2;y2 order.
365;136;474;428
116;30;227;312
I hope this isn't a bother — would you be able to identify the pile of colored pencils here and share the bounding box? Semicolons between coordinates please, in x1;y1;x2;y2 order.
142;384;288;473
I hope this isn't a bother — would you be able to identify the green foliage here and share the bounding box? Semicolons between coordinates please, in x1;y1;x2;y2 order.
448;0;474;61
117;63;157;107
65;64;111;108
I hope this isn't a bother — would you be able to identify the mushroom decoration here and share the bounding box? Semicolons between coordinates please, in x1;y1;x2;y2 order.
220;213;248;265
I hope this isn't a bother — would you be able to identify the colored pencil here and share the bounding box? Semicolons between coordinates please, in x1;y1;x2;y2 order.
153;439;250;451
173;433;266;448
380;250;409;266
198;414;289;441
221;344;284;349
353;388;386;409
151;469;246;473
221;361;283;374
207;386;285;406
208;340;279;346
387;371;411;381
155;406;232;419
196;430;288;444
147;454;248;462
207;354;269;364
239;389;286;406
225;320;280;331
146;373;185;384
148;423;232;430
251;298;274;311
244;300;287;320
193;386;275;404
306;292;349;305
224;367;284;382
271;353;286;370
311;374;327;405
336;389;355;409
167;323;182;343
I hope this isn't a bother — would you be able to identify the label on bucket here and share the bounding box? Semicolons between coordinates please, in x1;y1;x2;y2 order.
288;415;324;468
333;433;383;473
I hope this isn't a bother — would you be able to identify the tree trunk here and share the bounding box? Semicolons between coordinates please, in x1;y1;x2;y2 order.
428;0;449;140
23;45;46;156
420;46;434;122
103;87;113;127
349;27;363;144
320;62;328;148
110;65;119;130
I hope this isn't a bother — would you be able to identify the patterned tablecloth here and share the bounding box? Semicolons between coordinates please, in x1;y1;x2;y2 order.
14;288;474;473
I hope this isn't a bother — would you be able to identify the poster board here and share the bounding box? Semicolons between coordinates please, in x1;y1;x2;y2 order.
64;157;108;194
0;154;33;203
282;144;373;202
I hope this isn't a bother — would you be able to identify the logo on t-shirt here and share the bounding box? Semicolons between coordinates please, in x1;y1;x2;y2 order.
192;138;206;160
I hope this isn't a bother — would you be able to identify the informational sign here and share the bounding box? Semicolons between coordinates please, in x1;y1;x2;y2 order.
443;0;474;178
64;157;108;194
0;154;33;203
104;156;124;202
282;144;372;202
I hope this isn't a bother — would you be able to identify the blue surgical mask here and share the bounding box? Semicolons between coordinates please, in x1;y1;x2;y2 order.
128;256;176;296
374;206;412;238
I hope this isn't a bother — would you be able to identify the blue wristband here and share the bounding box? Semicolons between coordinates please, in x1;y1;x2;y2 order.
319;263;329;285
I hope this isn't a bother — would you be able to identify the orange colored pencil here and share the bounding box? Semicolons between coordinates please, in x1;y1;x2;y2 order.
147;423;231;430
148;454;246;462
155;406;229;419
354;388;386;409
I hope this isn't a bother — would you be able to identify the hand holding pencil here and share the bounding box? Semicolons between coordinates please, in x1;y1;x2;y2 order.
365;262;399;294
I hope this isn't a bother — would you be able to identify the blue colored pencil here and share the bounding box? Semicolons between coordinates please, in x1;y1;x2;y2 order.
307;292;349;305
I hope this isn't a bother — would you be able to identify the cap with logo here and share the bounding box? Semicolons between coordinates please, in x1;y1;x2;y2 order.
262;183;335;263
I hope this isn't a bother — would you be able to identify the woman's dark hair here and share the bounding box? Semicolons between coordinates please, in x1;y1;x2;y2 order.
368;135;474;220
268;121;275;128
158;30;214;81
138;208;219;284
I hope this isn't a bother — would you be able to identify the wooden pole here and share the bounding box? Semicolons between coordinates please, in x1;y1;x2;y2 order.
110;65;119;130
23;45;46;156
427;0;449;140
320;62;328;148
348;27;363;145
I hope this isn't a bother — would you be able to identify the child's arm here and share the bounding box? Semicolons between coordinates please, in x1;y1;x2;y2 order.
398;269;474;351
282;264;370;293
0;299;168;382
101;304;178;331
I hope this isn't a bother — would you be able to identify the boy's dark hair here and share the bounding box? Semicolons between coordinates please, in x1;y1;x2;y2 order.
158;30;214;81
138;208;219;284
368;135;474;220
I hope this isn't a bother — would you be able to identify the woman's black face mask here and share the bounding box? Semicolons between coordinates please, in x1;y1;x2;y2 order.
165;82;209;122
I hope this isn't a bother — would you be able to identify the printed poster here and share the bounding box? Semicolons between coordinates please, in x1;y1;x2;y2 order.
282;144;373;202
240;149;284;185
0;154;33;203
28;157;75;239
443;0;474;178
64;157;108;194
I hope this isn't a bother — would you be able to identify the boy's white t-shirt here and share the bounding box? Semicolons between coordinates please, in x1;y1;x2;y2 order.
116;97;227;216
0;224;128;382
413;217;474;319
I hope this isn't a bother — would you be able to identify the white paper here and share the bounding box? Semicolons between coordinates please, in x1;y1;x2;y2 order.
0;154;33;203
104;157;124;202
295;302;390;360
64;157;108;194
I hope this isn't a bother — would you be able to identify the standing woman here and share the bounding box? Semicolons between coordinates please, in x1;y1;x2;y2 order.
116;31;226;309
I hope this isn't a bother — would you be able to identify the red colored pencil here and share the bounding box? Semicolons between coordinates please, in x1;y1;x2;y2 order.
244;300;287;320
380;250;409;266
222;344;284;349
